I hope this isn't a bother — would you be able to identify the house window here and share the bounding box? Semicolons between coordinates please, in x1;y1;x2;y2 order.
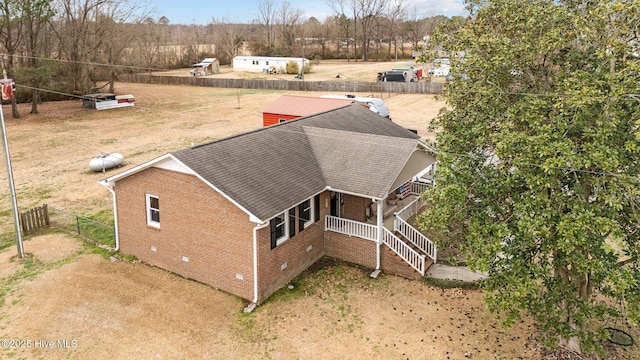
146;194;160;228
278;118;287;123
298;198;314;231
266;61;269;65
270;212;288;249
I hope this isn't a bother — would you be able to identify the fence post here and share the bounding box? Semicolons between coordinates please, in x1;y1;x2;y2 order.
43;203;50;226
76;215;81;234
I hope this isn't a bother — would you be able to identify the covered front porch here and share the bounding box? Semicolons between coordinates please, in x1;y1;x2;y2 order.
324;180;436;276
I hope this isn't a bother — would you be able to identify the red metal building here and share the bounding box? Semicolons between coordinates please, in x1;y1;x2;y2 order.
261;95;354;127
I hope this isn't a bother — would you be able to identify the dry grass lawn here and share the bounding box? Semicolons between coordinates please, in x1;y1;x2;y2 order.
0;71;637;359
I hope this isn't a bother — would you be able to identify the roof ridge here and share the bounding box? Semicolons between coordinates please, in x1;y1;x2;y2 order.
184;103;357;151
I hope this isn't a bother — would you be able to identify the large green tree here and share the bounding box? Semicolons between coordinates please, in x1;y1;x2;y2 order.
419;0;640;354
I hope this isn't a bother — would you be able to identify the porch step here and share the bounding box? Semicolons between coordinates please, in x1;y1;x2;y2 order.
393;231;424;253
386;232;435;275
381;245;434;280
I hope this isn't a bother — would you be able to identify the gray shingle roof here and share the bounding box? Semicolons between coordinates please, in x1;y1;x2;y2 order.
171;104;426;222
303;126;419;199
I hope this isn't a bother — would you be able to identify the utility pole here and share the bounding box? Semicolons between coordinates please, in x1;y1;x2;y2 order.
1;70;24;258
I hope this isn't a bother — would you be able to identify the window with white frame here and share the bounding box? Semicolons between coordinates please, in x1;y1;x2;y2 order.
298;198;314;230
146;194;160;228
270;212;288;248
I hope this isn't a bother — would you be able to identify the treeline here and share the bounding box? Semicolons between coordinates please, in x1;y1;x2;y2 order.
0;0;461;115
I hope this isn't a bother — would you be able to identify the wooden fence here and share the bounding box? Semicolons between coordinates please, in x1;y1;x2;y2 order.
117;73;444;94
20;204;50;234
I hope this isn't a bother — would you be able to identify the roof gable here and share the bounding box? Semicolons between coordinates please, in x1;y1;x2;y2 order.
303;126;419;199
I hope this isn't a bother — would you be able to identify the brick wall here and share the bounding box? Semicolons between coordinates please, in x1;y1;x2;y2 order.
381;247;423;280
115;167;255;301
115;172;422;304
341;194;370;222
255;191;329;303
325;231;377;269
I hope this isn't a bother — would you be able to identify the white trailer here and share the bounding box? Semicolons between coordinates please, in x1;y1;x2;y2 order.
232;56;309;73
321;94;391;120
83;93;135;110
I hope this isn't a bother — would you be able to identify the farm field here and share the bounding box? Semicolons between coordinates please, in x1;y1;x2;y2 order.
0;77;637;359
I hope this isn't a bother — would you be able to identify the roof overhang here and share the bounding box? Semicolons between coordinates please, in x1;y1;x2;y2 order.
388;144;436;194
99;154;263;223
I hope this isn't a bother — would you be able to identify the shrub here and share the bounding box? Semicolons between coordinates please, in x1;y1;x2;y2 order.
286;61;299;74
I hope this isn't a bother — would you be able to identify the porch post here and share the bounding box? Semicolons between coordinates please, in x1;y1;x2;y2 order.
376;199;383;270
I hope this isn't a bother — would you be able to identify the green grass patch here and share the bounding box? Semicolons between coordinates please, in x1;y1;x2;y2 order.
262;257;373;306
86;209;114;224
20;184;53;200
423;276;482;290
99;138;118;145
76;217;115;246
0;232;16;251
88;245;117;259
0;249;84;307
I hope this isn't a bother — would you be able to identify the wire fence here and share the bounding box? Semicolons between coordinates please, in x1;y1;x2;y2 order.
48;206;115;247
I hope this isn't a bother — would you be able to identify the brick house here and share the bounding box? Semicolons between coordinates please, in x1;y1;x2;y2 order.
100;104;437;309
261;95;353;127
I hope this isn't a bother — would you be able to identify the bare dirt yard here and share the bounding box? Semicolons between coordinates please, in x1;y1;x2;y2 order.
0;67;637;359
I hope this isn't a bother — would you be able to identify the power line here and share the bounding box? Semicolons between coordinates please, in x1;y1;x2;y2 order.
17;84;86;100
0;53;168;73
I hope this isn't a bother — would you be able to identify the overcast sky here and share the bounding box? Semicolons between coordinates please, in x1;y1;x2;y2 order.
147;0;468;25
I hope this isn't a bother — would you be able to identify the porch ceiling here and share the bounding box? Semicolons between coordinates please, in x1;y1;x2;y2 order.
389;149;436;194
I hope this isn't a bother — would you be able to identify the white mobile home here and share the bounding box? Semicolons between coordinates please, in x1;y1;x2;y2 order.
232;56;309;73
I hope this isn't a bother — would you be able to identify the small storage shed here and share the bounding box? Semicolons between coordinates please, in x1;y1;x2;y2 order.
191;58;219;76
232;56;309;73
261;95;354;127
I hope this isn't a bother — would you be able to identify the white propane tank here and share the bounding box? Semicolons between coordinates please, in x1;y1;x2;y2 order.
89;153;123;172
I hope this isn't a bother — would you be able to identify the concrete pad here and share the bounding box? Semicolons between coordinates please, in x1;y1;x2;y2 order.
427;263;487;282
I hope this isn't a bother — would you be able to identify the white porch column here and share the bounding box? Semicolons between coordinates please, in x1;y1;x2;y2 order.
376;199;383;270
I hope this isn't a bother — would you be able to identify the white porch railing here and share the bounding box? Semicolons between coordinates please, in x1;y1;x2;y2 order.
396;196;426;221
394;218;437;263
382;228;425;275
325;213;432;275
410;181;431;196
394;197;437;263
325;215;377;242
